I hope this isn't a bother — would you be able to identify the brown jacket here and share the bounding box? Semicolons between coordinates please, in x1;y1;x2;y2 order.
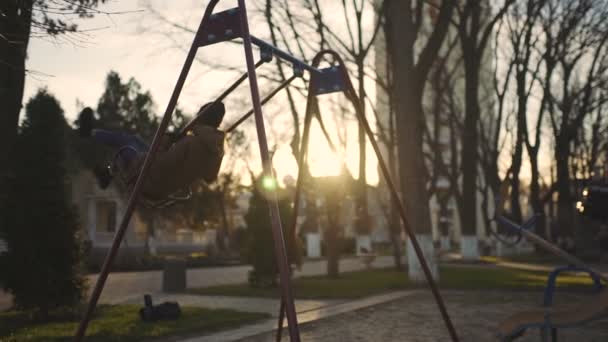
127;125;225;200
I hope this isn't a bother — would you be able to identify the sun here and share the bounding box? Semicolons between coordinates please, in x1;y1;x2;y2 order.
271;122;379;186
308;141;344;177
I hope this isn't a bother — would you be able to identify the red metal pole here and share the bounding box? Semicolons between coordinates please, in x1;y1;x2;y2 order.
176;60;265;140
276;90;317;341
237;0;301;341
353;88;460;342
338;61;461;342
73;1;220;340
226;75;297;133
277;50;460;342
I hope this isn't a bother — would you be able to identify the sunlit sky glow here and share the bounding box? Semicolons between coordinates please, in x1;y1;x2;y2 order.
24;0;381;186
23;0;554;189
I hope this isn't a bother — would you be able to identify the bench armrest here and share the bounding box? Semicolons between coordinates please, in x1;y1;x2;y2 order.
543;264;604;307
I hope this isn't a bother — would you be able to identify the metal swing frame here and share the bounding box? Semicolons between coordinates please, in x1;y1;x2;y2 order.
74;1;459;341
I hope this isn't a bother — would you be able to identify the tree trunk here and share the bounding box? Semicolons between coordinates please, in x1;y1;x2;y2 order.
356;59;370;237
388;106;403;270
382;1;402;271
217;191;228;252
387;0;444;281
529;154;547;242
460;53;482;261
510;69;529;224
395;88;436;280
325;215;340;278
0;2;33;208
555;138;574;248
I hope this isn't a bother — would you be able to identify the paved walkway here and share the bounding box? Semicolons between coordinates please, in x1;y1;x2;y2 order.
121;293;341;317
0;256;394;310
178;291;413;342
239;291;608;342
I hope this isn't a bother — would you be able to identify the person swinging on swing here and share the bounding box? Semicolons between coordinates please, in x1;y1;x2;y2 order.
78;102;226;204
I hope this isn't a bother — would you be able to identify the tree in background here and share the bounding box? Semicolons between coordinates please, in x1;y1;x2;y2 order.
244;176;300;287
0;89;85;316
0;0;107;219
318;173;350;278
97;71;159;138
541;0;608;246
384;0;455;281
455;0;515;259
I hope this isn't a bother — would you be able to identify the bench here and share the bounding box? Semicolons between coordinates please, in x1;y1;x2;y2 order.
497;265;606;341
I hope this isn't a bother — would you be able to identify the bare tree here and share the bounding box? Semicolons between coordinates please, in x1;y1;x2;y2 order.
384;0;455;280
479;17;513;232
540;0;608;247
572;91;608;180
262;0;385;247
454;0;515;258
501;0;550;234
0;0;109;212
423;34;462;248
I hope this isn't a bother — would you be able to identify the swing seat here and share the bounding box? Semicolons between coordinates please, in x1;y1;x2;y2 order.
497;300;608;341
141;187;192;209
497;266;607;341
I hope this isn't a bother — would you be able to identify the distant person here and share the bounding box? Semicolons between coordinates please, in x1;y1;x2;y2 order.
78;103;225;202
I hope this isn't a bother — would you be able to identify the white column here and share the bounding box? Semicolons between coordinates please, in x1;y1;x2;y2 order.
407;234;438;282
356;235;372;255
461;236;479;260
429;195;440;241
461;193;480;260
306;233;321;258
450;198;462;242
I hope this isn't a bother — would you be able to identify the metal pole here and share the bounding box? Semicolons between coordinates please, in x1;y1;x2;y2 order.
237;0;301;341
497;215;608;283
226;75;297;133
73;1;220;340
344;71;461;342
276;91;317;341
176;60;265;140
251;36;321;74
277;50;460;342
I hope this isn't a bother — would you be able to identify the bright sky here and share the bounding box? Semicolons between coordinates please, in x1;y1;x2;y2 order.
24;0;381;186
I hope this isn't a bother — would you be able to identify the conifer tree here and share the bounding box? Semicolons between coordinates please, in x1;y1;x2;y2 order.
0;89;85;315
244;177;299;287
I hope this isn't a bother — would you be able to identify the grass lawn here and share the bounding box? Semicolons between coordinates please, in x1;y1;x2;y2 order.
439;266;598;290
0;305;269;342
480;254;564;265
189;265;601;300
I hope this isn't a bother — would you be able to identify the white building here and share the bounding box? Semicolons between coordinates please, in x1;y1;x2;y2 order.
71;169;218;268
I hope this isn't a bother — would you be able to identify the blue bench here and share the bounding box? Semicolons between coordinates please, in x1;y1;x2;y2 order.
498;264;606;341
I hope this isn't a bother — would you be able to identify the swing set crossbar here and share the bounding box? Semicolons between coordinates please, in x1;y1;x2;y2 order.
74;1;459;342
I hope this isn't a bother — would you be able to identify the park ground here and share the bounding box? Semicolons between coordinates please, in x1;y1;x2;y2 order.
3;256;608;341
240;291;608;342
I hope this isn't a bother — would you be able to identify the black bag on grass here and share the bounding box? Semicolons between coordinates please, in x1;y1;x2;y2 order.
140;294;181;321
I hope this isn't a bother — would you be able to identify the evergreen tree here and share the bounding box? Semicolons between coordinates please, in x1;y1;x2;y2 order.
97;71;158;139
0;89;85;315
244;176;300;287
